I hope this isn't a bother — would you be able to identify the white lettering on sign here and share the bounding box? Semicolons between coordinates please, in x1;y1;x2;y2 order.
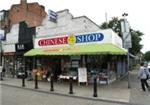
17;44;25;50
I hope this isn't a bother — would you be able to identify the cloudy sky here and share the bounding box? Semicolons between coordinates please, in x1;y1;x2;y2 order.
0;0;149;53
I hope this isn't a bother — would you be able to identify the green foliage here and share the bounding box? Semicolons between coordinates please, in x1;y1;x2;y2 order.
129;30;143;55
144;51;150;61
100;17;122;36
100;17;143;55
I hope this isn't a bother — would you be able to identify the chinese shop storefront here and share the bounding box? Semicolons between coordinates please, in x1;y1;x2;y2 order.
25;29;127;84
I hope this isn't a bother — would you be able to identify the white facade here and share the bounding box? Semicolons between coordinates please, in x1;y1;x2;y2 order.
36;9;100;38
3;44;16;53
35;9;123;49
3;24;19;53
5;24;19;44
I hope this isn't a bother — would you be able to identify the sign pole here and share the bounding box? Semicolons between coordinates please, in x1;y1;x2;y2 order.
127;49;131;88
121;13;131;89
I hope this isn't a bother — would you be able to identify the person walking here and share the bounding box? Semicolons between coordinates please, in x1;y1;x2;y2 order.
138;62;150;91
2;67;6;77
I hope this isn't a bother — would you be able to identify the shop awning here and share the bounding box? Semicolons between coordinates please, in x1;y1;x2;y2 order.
24;44;127;56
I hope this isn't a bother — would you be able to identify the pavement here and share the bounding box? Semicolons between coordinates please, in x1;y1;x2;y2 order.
0;73;131;104
129;70;150;105
3;70;150;105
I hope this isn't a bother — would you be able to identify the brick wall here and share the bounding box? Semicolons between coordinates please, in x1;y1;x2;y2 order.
9;1;46;27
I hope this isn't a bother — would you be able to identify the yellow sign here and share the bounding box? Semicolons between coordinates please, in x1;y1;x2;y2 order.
67;34;76;45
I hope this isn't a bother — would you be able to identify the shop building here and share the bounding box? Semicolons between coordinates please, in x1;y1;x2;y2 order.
26;29;127;84
25;10;127;84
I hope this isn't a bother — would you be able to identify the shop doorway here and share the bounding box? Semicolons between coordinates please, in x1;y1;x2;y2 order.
52;58;62;81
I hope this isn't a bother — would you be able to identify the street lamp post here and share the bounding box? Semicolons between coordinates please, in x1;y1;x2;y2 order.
0;14;3;80
121;13;131;88
0;40;2;80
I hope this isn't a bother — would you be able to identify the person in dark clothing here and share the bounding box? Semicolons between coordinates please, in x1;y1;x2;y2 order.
2;67;6;77
52;66;58;81
52;63;61;82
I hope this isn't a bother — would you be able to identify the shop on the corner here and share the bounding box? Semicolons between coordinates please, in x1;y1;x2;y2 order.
24;29;127;84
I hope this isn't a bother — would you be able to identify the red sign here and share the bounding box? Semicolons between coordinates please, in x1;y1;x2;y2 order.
38;36;68;46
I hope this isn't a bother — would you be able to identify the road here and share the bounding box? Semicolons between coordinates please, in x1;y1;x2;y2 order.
0;85;126;105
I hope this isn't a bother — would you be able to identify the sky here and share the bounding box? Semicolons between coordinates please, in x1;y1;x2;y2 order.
0;0;149;53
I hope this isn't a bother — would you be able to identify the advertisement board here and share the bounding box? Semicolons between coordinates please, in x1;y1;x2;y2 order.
78;67;87;83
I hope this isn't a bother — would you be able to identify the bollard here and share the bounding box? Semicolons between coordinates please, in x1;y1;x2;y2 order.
0;72;3;81
50;74;54;91
35;73;38;89
22;75;25;87
69;76;73;94
93;76;98;97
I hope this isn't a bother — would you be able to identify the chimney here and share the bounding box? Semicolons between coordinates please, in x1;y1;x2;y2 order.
20;0;27;12
20;0;27;5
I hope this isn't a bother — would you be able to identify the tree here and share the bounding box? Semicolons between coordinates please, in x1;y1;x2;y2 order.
129;30;143;55
100;17;143;55
144;51;150;61
100;17;122;36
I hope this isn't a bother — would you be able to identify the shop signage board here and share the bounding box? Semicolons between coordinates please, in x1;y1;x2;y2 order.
38;33;104;46
35;29;123;49
36;32;104;48
78;67;87;83
16;44;25;51
15;43;33;52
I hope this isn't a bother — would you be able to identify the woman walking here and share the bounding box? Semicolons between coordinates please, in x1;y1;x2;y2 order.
138;62;150;92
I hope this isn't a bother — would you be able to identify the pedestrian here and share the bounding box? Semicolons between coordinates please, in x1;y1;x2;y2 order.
138;62;150;91
2;67;6;77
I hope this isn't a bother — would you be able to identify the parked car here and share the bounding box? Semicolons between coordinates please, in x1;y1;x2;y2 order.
148;62;150;72
16;69;27;78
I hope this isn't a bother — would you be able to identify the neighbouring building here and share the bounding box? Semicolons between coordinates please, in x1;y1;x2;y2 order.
3;21;35;78
2;0;46;77
3;24;19;77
